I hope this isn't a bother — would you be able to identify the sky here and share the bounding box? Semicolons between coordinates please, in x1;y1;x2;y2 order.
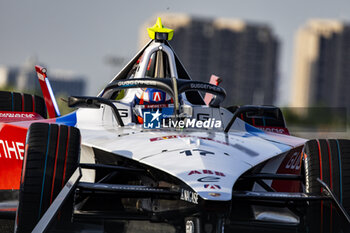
0;0;349;105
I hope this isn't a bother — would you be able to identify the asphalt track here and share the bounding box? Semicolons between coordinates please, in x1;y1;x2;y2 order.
2;217;350;233
0;220;177;233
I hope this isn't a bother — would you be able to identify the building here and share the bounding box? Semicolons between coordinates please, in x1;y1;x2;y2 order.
0;59;86;96
139;14;279;106
291;20;350;108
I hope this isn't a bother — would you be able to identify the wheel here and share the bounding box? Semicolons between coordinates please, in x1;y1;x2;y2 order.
15;123;80;233
0;91;47;118
184;215;224;233
303;139;350;232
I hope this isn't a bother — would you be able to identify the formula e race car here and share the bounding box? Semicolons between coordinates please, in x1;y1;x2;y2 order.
0;18;349;233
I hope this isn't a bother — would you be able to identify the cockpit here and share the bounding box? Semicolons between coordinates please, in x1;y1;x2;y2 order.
71;18;227;129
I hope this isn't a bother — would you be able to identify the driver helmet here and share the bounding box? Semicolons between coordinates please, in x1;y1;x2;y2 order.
133;88;173;124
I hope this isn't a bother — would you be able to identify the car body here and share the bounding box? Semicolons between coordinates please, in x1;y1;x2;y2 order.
0;18;349;233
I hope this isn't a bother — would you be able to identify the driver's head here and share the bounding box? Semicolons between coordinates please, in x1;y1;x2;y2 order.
134;88;170;105
133;88;173;124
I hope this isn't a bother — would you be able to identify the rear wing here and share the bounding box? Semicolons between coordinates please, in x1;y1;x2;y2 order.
35;65;60;118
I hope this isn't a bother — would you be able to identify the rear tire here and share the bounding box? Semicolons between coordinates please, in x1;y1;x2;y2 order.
303;139;350;233
15;123;80;233
0;91;46;118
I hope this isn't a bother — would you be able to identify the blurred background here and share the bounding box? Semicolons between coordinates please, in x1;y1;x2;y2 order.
0;0;349;137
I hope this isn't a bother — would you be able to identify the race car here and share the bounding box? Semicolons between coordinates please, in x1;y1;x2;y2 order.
0;17;349;233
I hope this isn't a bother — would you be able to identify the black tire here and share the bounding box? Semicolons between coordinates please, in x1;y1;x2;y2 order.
15;123;80;233
303;139;350;233
0;91;47;118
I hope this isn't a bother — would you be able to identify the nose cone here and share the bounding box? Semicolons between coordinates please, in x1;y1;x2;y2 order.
141;145;252;201
139;131;290;201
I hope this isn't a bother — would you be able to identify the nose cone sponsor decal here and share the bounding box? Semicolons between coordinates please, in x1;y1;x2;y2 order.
180;188;198;204
188;170;225;177
204;184;221;189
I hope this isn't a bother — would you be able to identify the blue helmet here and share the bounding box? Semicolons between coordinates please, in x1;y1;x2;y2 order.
133;88;173;124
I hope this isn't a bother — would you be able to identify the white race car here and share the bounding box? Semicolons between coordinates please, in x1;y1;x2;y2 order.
0;18;349;233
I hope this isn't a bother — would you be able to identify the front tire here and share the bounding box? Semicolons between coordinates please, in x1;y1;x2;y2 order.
303;139;350;232
15;123;80;233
